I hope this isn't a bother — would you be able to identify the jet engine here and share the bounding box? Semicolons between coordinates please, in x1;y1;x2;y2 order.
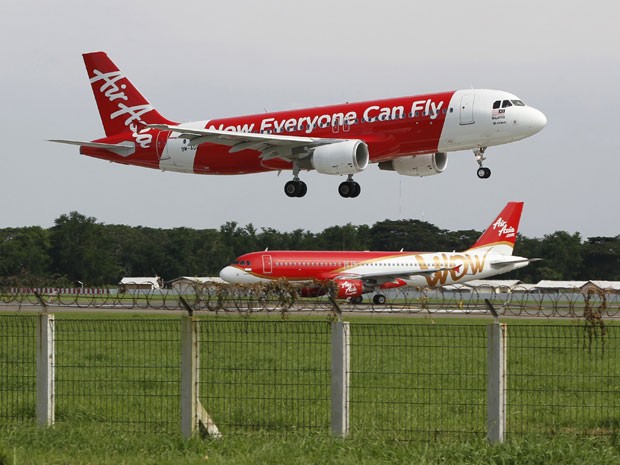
334;279;364;299
307;140;369;175
378;152;448;177
300;285;329;298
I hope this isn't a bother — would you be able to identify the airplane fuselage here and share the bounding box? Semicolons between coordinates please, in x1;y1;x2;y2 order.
81;89;546;176
220;249;529;291
54;53;546;197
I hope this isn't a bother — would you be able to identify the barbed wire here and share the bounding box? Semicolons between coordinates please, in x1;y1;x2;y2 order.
2;281;620;317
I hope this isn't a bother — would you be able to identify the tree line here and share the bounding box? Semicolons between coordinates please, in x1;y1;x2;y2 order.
1;211;618;287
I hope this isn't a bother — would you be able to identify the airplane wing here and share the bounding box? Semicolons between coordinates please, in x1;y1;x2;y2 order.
146;123;345;161
50;139;135;157
334;265;460;285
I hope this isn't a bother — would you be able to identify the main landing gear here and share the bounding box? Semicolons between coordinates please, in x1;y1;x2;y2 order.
474;146;491;179
348;294;387;305
338;175;361;198
284;170;361;198
284;179;307;197
284;165;308;197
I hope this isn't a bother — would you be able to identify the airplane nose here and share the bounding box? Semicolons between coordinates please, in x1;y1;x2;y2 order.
219;266;238;283
528;108;547;134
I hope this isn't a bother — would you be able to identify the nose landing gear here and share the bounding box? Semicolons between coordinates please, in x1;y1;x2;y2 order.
474;146;491;179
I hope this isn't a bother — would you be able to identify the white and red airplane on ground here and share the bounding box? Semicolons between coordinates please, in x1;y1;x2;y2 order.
219;202;536;304
52;52;546;198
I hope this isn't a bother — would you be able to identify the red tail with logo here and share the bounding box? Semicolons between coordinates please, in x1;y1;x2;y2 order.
83;52;174;137
467;201;524;254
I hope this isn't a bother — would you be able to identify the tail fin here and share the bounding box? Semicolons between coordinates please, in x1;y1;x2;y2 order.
467;202;524;256
83;52;174;137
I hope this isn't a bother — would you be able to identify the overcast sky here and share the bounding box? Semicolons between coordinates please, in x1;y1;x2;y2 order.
2;0;619;241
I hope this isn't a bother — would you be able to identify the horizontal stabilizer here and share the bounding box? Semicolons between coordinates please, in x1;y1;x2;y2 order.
49;139;135;157
490;257;541;268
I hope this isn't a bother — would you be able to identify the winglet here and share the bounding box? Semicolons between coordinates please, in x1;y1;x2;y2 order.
467;202;524;256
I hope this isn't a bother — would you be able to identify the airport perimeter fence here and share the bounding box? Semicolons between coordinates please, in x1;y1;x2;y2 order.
2;282;620;318
1;312;618;442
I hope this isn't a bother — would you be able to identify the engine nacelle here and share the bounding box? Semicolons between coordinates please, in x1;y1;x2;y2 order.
378;152;448;177
380;278;407;290
300;285;329;298
334;279;364;299
310;140;369;175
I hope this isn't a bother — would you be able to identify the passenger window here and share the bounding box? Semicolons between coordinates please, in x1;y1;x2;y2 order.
502;100;513;108
492;100;501;109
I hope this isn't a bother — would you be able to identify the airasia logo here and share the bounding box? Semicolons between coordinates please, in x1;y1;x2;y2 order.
89;69;153;149
492;217;515;238
340;280;359;296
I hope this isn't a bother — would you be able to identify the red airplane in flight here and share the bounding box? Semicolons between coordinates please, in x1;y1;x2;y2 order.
219;202;536;304
52;52;546;198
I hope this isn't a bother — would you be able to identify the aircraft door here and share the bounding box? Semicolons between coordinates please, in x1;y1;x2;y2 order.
262;255;273;274
459;94;475;125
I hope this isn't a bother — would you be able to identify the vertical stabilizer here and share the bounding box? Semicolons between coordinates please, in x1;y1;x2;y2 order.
82;52;174;137
467;202;524;256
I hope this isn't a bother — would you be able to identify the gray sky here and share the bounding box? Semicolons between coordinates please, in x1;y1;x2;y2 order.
2;0;619;240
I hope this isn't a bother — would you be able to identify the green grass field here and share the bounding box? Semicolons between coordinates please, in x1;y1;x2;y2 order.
1;312;620;463
3;426;620;465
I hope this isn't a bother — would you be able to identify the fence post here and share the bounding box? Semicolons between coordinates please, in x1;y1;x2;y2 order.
181;315;198;438
36;313;55;427
331;321;350;437
487;322;507;443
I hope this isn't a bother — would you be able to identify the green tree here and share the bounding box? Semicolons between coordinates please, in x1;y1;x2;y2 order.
538;231;583;280
369;219;446;251
315;224;369;250
0;227;51;276
49;212;119;285
581;236;620;280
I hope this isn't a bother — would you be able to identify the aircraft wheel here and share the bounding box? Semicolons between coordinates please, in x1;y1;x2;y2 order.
285;181;298;197
339;181;360;198
350;296;363;305
338;181;351;198
297;181;307;197
285;180;307;197
476;167;487;179
373;294;386;305
483;167;491;178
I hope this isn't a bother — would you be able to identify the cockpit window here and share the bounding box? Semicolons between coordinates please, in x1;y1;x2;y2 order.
501;100;513;108
511;100;525;106
492;100;501;109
